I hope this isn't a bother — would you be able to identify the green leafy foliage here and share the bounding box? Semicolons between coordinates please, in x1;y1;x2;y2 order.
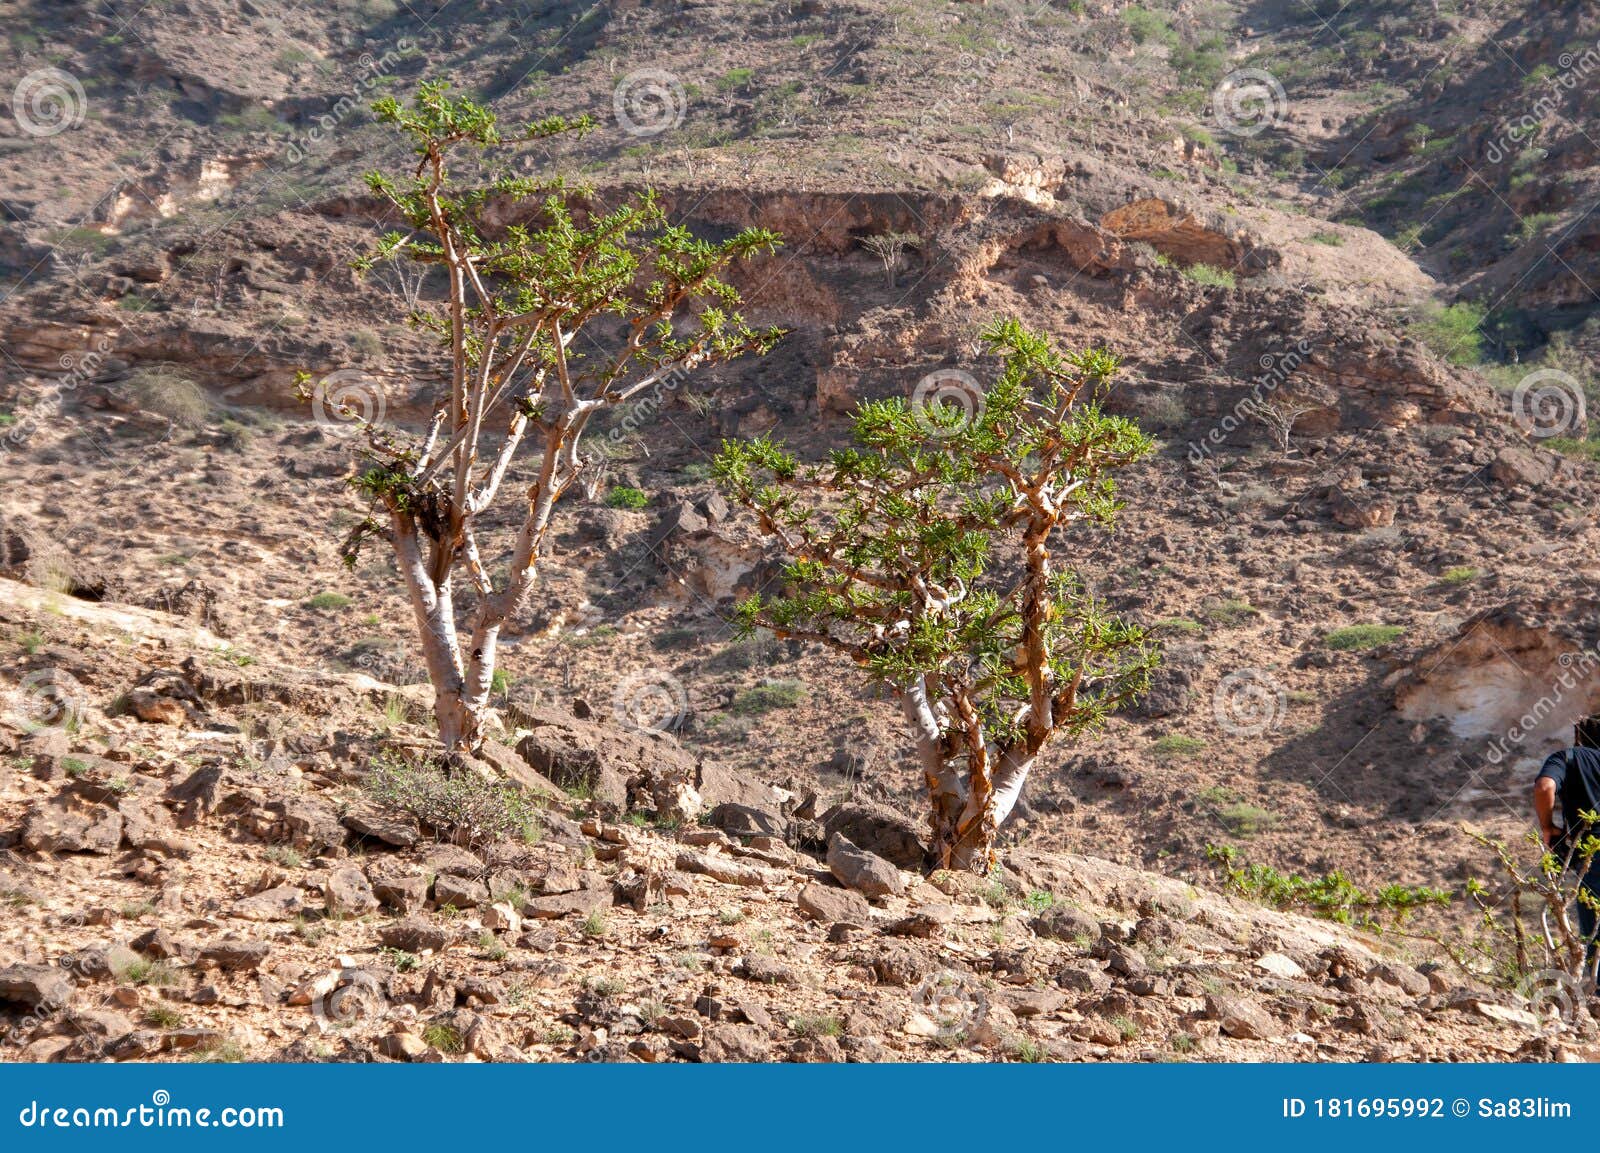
321;80;783;752
1206;845;1450;928
715;319;1157;865
365;753;544;848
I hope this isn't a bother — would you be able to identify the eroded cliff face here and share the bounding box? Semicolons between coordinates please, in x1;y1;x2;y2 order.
1395;602;1600;772
4;180;1486;444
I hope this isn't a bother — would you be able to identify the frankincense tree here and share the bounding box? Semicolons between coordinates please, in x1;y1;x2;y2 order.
321;81;780;753
714;319;1158;870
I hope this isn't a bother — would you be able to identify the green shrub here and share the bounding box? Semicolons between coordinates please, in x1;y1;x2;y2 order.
729;679;807;715
1323;624;1404;651
365;754;544;847
1216;801;1278;836
605;486;650;510
1206;844;1449;926
1546;437;1600;462
1124;6;1177;47
1410;301;1486;367
1150;734;1205;759
1439;565;1480;585
1183;264;1236;289
1201;598;1258;626
422;1023;464;1053
304;592;353;611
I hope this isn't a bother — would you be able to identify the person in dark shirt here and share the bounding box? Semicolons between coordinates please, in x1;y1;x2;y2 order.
1533;743;1600;953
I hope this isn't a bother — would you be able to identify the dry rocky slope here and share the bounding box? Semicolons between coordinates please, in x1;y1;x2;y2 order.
0;586;1579;1062
0;0;1598;1061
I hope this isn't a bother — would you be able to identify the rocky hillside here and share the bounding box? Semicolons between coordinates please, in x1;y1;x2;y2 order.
0;586;1579;1062
1;0;1597;1062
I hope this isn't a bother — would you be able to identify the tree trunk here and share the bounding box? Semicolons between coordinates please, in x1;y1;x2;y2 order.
903;679;964;867
392;512;485;754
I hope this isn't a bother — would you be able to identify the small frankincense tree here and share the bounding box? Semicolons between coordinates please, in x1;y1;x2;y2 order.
319;81;780;753
860;231;921;289
1463;818;1600;1014
714;319;1158;870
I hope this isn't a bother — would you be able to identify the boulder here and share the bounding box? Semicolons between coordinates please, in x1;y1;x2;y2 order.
379;916;456;954
1031;903;1101;943
1490;447;1554;489
323;866;379;916
231;884;305;922
199;940;271;971
826;834;905;899
520;883;610;920
21;800;123;855
1205;992;1279;1041
795;882;872;927
514;706;683;808
433;874;489;910
708;802;784;838
370;872;428;913
0;964;73;1009
821;803;927;870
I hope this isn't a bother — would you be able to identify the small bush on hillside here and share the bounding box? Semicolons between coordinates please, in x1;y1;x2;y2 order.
1150;734;1205;759
605;486;650;510
1123;6;1177;47
365;754;543;847
1207;844;1450;927
729;679;807;715
126;367;210;427
1410;301;1486;367
1323;623;1404;651
1183;264;1236;289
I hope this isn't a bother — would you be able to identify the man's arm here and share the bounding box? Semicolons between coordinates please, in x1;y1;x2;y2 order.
1534;776;1560;845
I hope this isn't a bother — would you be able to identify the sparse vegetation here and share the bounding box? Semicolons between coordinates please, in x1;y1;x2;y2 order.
1150;734;1206;760
365;753;545;847
1207;845;1450;927
1182;264;1236;289
605;485;650;510
1323;624;1405;651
